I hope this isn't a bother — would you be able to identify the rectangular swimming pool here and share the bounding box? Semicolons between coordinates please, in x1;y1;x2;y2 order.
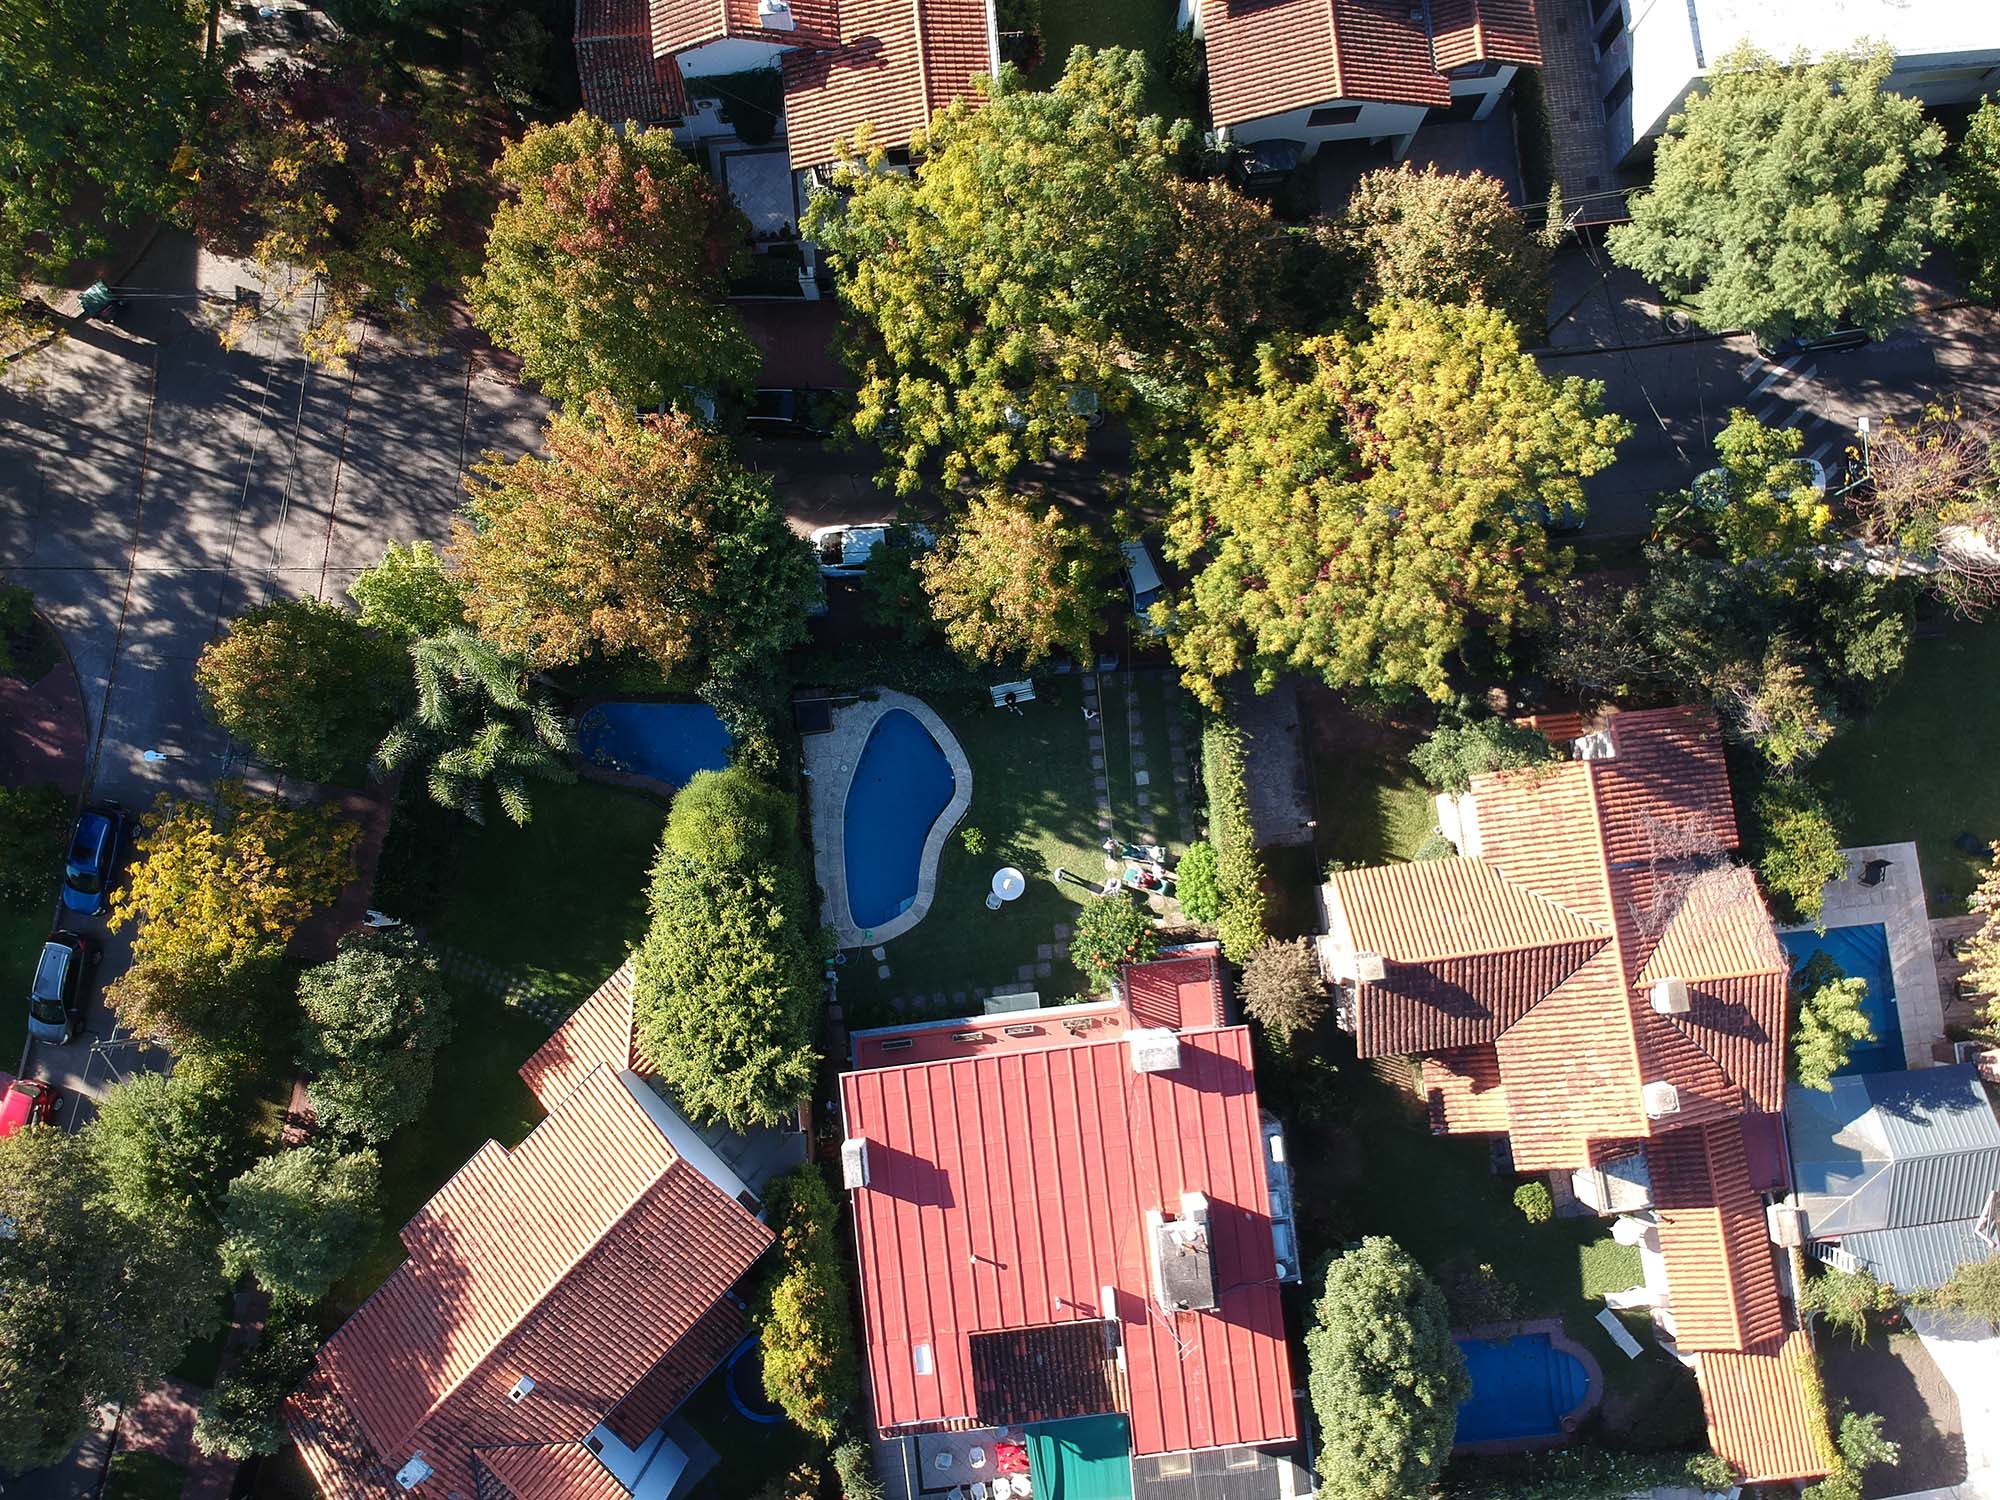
1454;1333;1591;1444
1778;922;1904;1075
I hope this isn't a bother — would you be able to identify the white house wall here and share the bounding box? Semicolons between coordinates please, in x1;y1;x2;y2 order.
1225;98;1431;157
678;36;789;78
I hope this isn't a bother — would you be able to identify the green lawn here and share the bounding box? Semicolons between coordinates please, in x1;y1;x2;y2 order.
1;901;46;1066
102;1450;187;1500
1811;617;2000;904
1311;746;1438;873
677;1366;817;1500
1028;0;1202;123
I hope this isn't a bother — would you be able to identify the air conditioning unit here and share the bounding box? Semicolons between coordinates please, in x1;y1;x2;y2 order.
1650;978;1691;1015
507;1376;536;1403
1129;1028;1183;1075
1573;730;1616;761
1766;1203;1805;1248
1642;1080;1680;1118
1353;951;1386;984
840;1137;870;1189
395;1455;434;1491
757;0;796;27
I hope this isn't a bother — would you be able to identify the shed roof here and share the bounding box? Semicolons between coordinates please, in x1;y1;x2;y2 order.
1122;949;1227;1032
1790;1066;2000;1238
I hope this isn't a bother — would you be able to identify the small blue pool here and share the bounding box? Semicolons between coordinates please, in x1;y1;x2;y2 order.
1454;1334;1590;1444
576;702;732;787
1779;922;1904;1075
844;709;956;931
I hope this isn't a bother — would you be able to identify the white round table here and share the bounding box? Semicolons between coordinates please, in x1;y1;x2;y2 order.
991;867;1026;903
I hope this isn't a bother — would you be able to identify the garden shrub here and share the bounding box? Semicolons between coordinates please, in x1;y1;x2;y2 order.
1513;1181;1554;1225
756;1165;859;1442
1442;1259;1521;1326
960;825;987;856
1754;776;1848;924
832;1438;883;1500
1200;716;1266;961
1240;939;1326;1044
1070;892;1160;990
1442;1447;1719;1498
0;582;36;675
1799;1263;1897;1344
1409;716;1560;795
1175;841;1220;923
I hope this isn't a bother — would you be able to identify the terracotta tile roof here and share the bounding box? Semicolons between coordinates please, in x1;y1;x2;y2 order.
1651;1122;1786;1352
1200;0;1449;129
1593;707;1739;868
1327;857;1604;963
650;0;839;54
966;1323;1128;1426
1515;710;1587;745
1123;949;1227;1032
1698;1333;1831;1484
1489;949;1647;1169
1428;0;1542;73
1421;1045;1511;1134
520;961;637;1112
288;1066;771;1499
841;1026;1295;1456
576;0;686;124
779;0;996;168
474;1444;629;1500
1354;940;1601;1057
602;1294;749;1445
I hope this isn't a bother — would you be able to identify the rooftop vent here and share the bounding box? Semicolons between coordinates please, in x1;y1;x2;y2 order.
1767;1203;1804;1248
1148;1191;1218;1313
1002;1023;1039;1037
877;1036;914;1052
1642;1080;1680;1118
1573;730;1616;761
1353;951;1386;984
840;1136;870;1190
757;0;795;27
395;1455;433;1491
1100;1283;1119;1321
1649;978;1691;1015
506;1376;535;1403
1129;1028;1182;1075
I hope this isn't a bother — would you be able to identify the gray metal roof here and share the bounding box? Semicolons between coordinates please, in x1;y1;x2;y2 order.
1812;1218;1997;1292
1789;1066;2000;1238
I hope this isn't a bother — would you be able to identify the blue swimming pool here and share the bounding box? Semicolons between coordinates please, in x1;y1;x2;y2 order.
1779;922;1904;1075
1454;1333;1590;1444
576;702;732;787
844;709;956;932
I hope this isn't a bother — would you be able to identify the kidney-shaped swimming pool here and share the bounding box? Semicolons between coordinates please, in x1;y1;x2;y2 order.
844;709;958;931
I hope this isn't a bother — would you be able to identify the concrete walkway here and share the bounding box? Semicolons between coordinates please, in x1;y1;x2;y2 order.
0;631;86;794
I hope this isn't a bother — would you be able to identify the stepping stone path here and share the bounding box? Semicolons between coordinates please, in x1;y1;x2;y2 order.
427;938;574;1029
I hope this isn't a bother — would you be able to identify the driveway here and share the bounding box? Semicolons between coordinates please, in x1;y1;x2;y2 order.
0;230;544;1107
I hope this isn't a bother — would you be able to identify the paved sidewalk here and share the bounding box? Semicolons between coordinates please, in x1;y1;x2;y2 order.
0;645;86;794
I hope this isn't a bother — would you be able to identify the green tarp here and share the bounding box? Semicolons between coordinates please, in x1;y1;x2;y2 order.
1024;1415;1135;1500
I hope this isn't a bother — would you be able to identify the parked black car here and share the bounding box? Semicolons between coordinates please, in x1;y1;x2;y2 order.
61;802;126;916
745;388;836;440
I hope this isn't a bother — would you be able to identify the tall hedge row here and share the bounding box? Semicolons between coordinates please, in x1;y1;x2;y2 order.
1200;716;1266;961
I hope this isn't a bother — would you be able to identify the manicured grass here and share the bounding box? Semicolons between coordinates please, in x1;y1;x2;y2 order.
677;1366;817;1500
1027;0;1202;123
1811;617;2000;904
329;978;549;1319
103;1450;187;1500
1;901;45;1066
423;779;668;1003
1578;1238;1643;1300
1311;749;1438;873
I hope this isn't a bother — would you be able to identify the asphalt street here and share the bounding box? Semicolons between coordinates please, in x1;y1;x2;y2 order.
0;231;544;1108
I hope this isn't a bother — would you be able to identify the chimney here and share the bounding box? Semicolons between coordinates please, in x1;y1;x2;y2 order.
840;1136;870;1189
1129;1028;1182;1075
506;1376;536;1403
1766;1203;1805;1248
1572;730;1616;761
1353;951;1386;984
1642;1080;1680;1118
1649;978;1691;1015
758;0;796;27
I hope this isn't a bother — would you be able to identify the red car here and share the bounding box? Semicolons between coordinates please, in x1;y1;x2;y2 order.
0;1076;60;1139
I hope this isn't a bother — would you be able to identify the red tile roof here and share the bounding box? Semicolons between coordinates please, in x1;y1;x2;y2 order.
474;1443;630;1500
1422;1045;1512;1134
287;1066;771;1500
1429;0;1543;73
1651;1121;1786;1352
519;961;638;1112
1123;949;1226;1031
840;1026;1295;1456
575;0;686;124
649;0;840;55
1355;940;1602;1056
1698;1333;1832;1484
779;0;996;168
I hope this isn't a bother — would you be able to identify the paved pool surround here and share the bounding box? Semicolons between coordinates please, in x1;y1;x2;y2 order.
804;689;972;949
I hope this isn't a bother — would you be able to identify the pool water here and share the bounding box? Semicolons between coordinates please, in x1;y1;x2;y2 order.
576;702;733;787
844;709;956;931
1454;1333;1590;1444
1779;922;1904;1075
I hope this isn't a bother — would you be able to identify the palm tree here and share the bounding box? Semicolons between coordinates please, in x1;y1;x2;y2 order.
374;629;574;825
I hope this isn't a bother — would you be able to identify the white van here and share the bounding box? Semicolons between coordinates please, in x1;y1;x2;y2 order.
1120;539;1167;635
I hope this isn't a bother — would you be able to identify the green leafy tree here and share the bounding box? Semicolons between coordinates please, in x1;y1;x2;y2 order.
1838;1411;1900;1474
832;1440;884;1500
1175;841;1220;924
1854;403;2000;621
1069;892;1158;989
0;783;69;906
102;953;286;1057
190;43;495;361
297;930;454;1144
1933;1254;2000;1323
1607;44;1950;341
0;1126;220;1472
1753;776;1848;924
469;112;757;411
1165;301;1626;707
1337;164;1552;332
756;1166;859;1441
374;628;576;826
1686;1452;1740;1494
0;0;204;293
192;1299;320;1459
195;598;406;782
806;48;1293;493
1409;717;1561;795
1724;641;1835;770
918;494;1113;668
219;1146;380;1304
1799;1264;1897;1344
1792;951;1875;1091
859;530;932;643
1966;844;2000;1031
1956;98;2000;305
88;1052;260;1225
454;400;818;677
1669;409;1834;564
348;540;465;641
1307;1236;1469;1500
632;769;821;1129
1240;939;1326;1045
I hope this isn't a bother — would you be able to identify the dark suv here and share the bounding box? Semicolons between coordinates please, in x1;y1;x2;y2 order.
27;933;90;1045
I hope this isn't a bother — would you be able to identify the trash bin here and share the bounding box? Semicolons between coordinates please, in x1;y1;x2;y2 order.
79;282;117;319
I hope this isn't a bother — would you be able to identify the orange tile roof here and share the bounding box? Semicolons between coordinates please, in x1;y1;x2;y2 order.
1354;940;1601;1056
1593;707;1739;867
474;1443;630;1500
1327;857;1604;962
1651;1121;1786;1352
649;0;839;54
1490;949;1647;1168
1200;0;1451;129
602;1295;750;1445
288;1066;771;1500
519;961;638;1112
779;0;995;168
1429;0;1542;73
1421;1045;1511;1133
1699;1333;1832;1484
576;0;685;124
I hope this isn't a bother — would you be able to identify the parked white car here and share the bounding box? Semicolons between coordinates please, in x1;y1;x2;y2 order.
1120;539;1169;635
1691;456;1827;512
809;523;935;577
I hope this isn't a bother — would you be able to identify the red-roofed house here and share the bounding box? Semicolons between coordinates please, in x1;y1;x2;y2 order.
285;1053;774;1500
576;0;1000;170
1189;0;1541;161
838;968;1309;1498
1315;706;1829;1485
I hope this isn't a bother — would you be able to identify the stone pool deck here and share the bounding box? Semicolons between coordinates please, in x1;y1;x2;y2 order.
1779;841;1944;1072
804;689;971;950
